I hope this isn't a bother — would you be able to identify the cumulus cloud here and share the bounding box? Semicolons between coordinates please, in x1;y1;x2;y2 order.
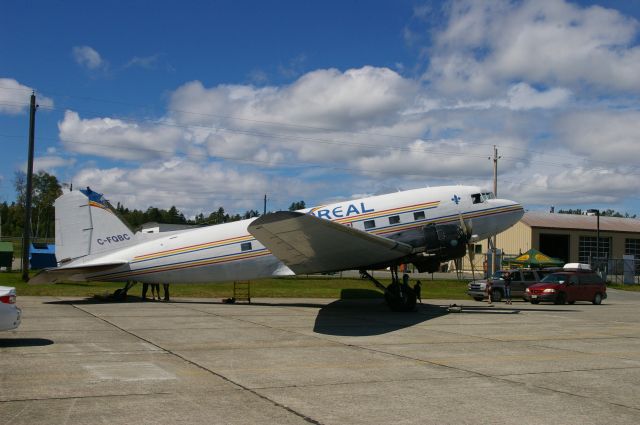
31;155;77;173
555;110;640;165
70;159;312;216
58;110;186;161
72;45;106;70
425;0;640;96
503;163;638;206
170;67;417;130
0;78;54;114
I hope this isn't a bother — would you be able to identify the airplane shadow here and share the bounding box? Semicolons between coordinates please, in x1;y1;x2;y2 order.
0;338;54;348
45;295;147;305
312;289;449;336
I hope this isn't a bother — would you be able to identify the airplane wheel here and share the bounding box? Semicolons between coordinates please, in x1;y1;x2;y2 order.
385;284;416;312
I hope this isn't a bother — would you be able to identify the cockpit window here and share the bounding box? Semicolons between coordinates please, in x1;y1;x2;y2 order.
472;192;495;204
481;192;495;201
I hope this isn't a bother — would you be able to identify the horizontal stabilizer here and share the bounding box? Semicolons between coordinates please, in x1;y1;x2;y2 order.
248;211;413;274
28;261;128;285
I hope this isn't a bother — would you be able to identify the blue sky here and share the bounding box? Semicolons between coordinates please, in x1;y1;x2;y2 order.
1;0;640;217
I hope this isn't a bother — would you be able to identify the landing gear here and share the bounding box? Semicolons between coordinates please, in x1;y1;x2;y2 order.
112;281;137;301
360;267;416;312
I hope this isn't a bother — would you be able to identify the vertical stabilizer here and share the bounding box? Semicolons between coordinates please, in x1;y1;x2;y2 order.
55;188;136;263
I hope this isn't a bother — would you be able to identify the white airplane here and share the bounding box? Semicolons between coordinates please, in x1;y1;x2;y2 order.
31;185;524;310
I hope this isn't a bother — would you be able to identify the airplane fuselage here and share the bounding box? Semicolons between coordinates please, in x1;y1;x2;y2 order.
76;185;524;283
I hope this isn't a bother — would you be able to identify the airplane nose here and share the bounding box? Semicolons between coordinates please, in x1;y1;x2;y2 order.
503;199;525;225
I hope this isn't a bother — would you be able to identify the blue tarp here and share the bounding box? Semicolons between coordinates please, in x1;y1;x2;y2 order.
30;243;57;269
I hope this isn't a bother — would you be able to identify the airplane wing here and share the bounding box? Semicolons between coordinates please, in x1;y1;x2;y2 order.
28;261;128;285
248;211;414;274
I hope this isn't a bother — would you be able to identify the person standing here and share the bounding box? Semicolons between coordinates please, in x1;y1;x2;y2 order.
162;283;170;302
414;280;422;304
151;283;160;300
141;282;149;301
504;271;512;305
486;278;493;305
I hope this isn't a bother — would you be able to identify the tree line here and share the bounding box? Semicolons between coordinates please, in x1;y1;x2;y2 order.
557;208;637;218
0;171;306;239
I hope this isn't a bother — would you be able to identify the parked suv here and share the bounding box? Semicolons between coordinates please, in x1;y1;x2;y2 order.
524;264;607;305
467;269;553;302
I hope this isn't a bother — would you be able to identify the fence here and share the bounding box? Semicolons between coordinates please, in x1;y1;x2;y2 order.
592;257;640;285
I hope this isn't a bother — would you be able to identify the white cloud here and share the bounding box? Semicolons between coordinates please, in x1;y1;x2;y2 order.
504;165;637;206
53;37;640;213
72;46;105;70
58;110;186;161
124;54;160;69
555;110;640;165
0;78;54;114
71;159;312;216
425;0;640;96
503;83;571;110
30;155;77;173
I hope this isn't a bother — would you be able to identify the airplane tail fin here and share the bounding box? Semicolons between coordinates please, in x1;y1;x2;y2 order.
55;188;137;264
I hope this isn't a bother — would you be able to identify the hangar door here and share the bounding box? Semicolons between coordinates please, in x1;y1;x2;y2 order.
539;234;570;264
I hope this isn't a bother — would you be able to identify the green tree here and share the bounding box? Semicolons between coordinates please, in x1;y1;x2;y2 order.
288;200;306;211
13;170;62;238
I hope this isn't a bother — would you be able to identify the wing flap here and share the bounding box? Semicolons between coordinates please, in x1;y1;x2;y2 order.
28;261;128;285
248;211;413;274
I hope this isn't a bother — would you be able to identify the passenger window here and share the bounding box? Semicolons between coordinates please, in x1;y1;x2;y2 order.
413;211;425;221
522;271;536;281
364;220;376;230
510;271;522;281
389;215;400;225
569;276;579;285
471;193;482;204
240;242;252;252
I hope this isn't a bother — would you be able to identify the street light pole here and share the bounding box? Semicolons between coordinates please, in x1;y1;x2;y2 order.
22;92;37;282
588;208;600;269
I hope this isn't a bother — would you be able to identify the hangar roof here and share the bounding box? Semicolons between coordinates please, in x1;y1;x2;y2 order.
522;212;640;233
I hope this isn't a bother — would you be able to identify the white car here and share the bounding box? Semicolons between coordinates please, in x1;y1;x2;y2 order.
0;286;21;331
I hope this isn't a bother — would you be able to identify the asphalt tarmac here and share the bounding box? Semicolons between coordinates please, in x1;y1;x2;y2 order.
2;289;640;424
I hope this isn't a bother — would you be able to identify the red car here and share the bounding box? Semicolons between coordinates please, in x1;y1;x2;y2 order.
524;264;607;305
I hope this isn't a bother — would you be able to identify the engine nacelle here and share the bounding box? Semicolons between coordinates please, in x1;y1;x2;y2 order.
423;223;467;257
410;223;468;273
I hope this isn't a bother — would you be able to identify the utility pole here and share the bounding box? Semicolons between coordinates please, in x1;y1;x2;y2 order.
489;145;501;276
263;194;267;216
22;92;37;282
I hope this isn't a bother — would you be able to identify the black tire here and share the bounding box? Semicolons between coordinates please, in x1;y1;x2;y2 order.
531;300;540;304
473;297;484;302
386;285;417;312
568;300;576;305
593;293;603;305
491;288;502;303
555;293;566;305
